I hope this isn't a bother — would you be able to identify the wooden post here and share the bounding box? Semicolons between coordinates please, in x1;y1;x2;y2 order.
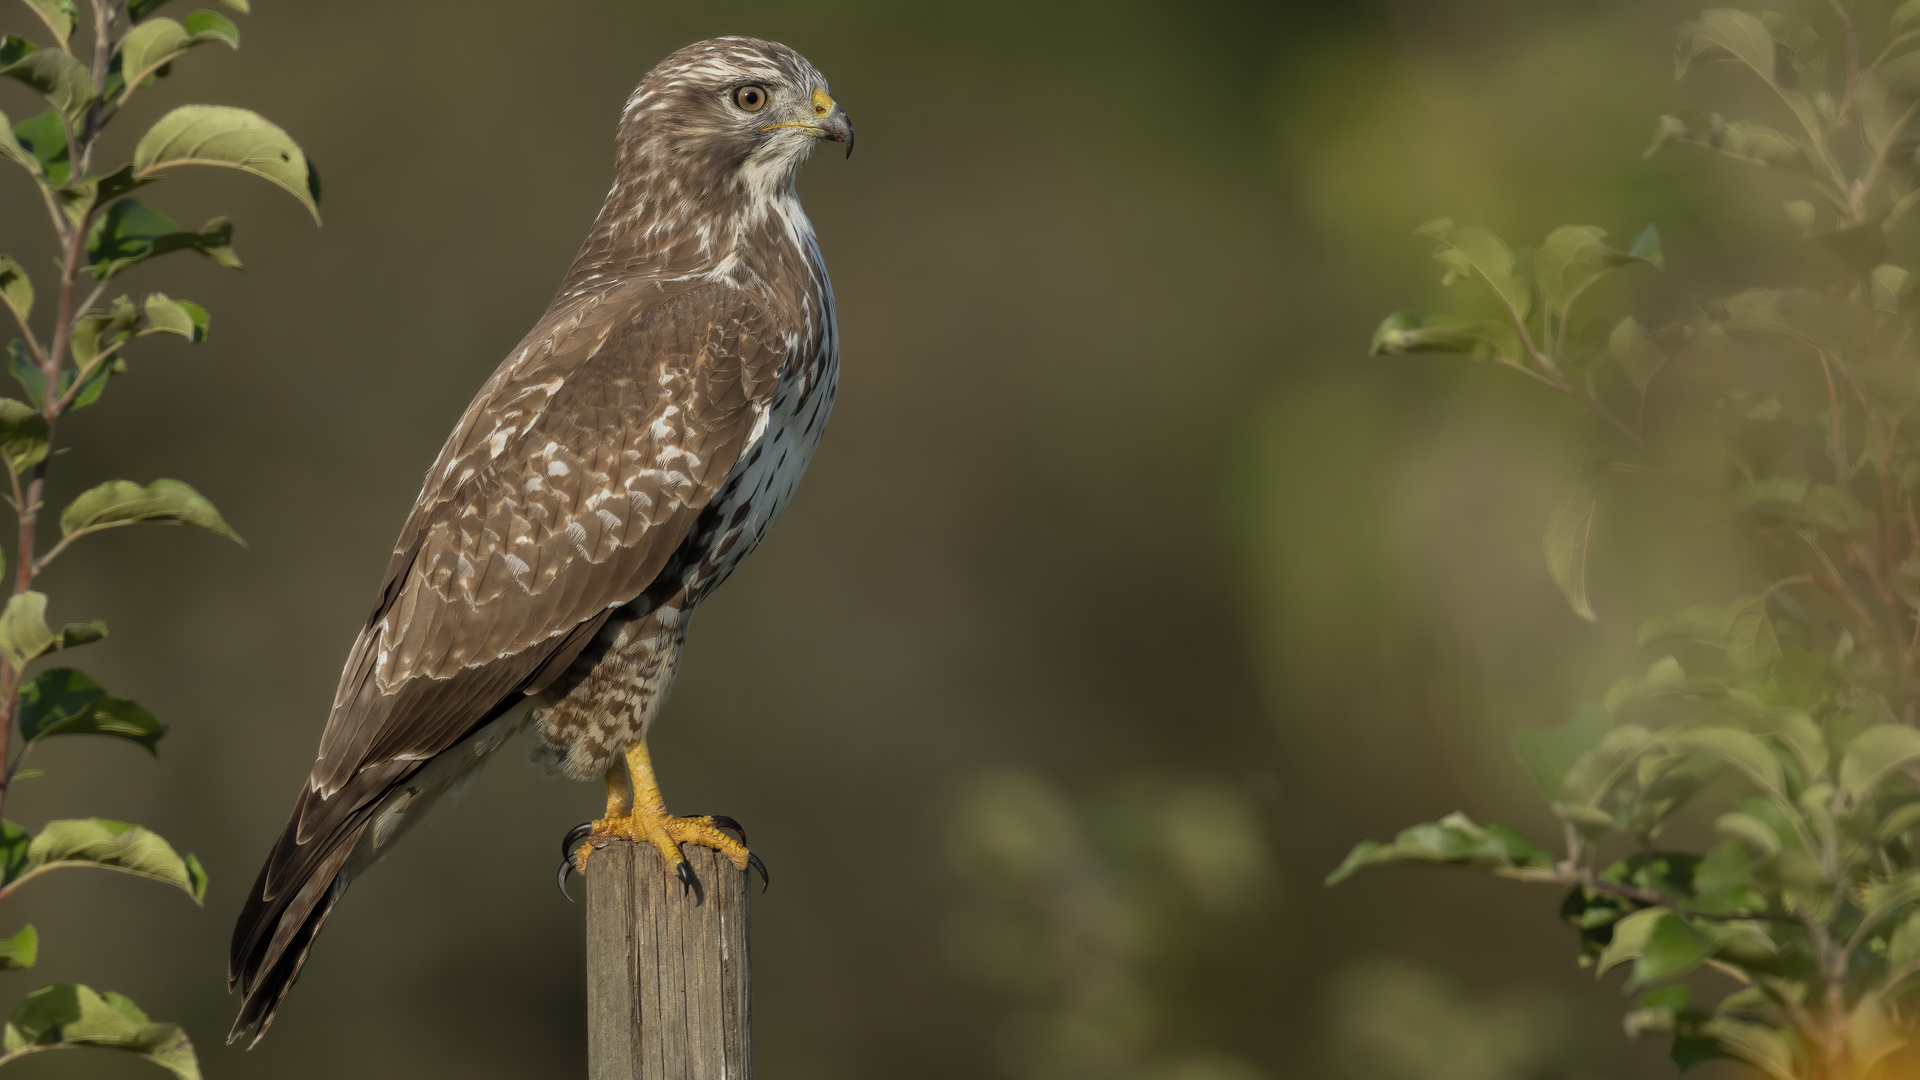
584;842;752;1080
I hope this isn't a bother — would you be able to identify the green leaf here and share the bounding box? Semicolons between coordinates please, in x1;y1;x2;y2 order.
1699;1017;1797;1080
2;984;200;1080
1767;710;1826;781
25;819;205;903
1562;724;1658;811
6;341;37;408
59;478;241;544
1543;480;1598;622
18;668;165;753
69;295;139;369
1677;9;1778;84
1624;984;1689;1039
0;924;37;970
1888;908;1920;970
19;0;76;49
12;108;66;184
54;163;157;228
1840;725;1920;806
0;255;31;330
140;294;206;342
1881;801;1920;843
1664;727;1783;795
1513;704;1610;803
133;105;320;221
116;13;238;102
1708;288;1846;354
0;593;102;671
86;200;239;281
1369;312;1510;357
1715;811;1783;856
1605;655;1688;714
1721;122;1813;172
0;821;25;884
1633;911;1715;987
0;36;91;123
1637;595;1781;667
1725;596;1782;670
0;398;49;475
1596;906;1666;976
1423;222;1531;322
1325;811;1550;885
0;108;38;178
55;620;103;649
1850;876;1920;949
0;592;53;671
1534;225;1662;320
1859;872;1920;932
129;0;246;18
1608;317;1666;391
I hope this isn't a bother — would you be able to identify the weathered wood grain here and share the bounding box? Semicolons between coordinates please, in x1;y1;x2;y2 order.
585;842;752;1080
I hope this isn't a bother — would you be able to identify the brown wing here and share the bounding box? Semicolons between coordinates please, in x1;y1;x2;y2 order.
228;279;790;1041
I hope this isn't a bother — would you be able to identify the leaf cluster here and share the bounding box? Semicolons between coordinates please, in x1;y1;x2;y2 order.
0;0;314;1075
1338;7;1920;1080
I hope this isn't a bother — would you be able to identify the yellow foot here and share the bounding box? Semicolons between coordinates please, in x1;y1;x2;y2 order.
554;738;769;899
557;813;768;899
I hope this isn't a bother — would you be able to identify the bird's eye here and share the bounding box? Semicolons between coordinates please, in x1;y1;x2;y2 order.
733;85;769;112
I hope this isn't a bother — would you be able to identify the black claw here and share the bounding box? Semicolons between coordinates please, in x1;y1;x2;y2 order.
676;859;697;894
747;851;769;893
705;814;747;843
556;822;595;902
560;822;594;860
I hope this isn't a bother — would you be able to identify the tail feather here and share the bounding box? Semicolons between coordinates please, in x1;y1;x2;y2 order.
228;706;530;1043
228;797;374;1045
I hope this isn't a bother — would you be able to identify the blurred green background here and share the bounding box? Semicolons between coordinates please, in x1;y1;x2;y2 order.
0;0;1801;1076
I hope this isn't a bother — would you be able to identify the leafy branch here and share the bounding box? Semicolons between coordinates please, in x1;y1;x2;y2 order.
0;0;317;1075
1341;7;1920;1080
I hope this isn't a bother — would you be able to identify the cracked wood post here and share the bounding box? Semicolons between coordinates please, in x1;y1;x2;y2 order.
585;842;752;1080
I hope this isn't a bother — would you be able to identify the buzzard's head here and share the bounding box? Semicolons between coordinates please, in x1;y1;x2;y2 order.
620;37;853;200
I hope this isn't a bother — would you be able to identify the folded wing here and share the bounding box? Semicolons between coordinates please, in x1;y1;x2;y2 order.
228;279;791;1042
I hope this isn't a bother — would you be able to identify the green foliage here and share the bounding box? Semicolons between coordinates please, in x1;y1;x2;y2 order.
134;104;319;221
58;478;238;544
19;669;164;753
0;1;312;1073
1336;7;1920;1079
0;984;199;1079
19;819;205;903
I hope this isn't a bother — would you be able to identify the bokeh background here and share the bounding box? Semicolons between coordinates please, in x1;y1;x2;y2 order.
0;0;1812;1076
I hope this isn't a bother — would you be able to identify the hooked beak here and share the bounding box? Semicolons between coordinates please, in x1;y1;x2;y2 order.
763;87;853;158
819;103;854;158
811;87;854;158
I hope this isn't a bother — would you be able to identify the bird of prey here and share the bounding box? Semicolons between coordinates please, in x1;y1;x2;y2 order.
228;36;851;1045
